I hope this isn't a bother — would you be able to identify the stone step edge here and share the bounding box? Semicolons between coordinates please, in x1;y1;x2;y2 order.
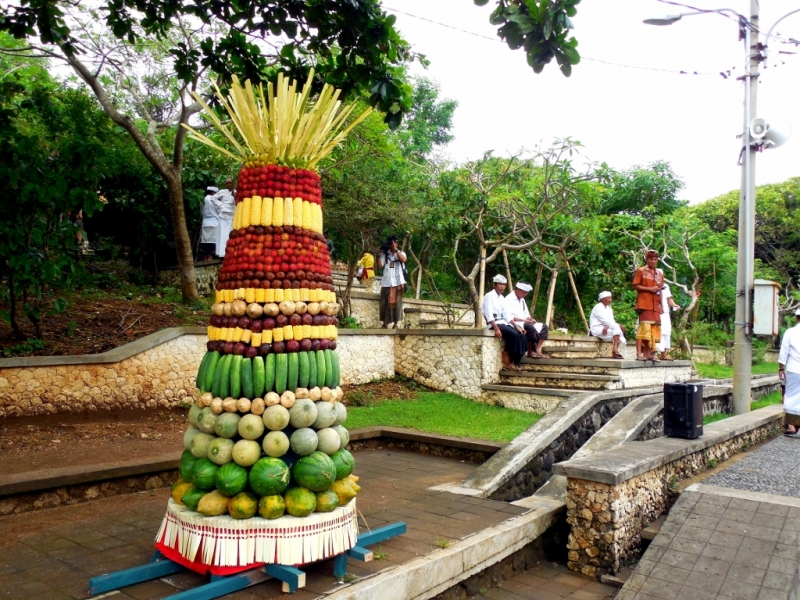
324;497;565;600
500;371;621;381
481;384;576;397
641;515;667;541
0;427;505;498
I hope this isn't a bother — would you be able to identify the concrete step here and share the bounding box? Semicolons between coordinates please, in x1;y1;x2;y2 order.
500;370;620;382
641;515;667;541
481;384;576;397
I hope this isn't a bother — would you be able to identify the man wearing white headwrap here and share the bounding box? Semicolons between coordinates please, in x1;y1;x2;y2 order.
503;282;550;358
212;178;236;257
589;291;626;359
199;186;220;259
482;274;525;370
779;309;800;435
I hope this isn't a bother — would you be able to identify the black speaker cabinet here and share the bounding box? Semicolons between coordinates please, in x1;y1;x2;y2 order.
664;383;704;439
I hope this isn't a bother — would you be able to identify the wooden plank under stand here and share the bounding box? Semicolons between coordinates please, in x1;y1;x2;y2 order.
87;522;407;598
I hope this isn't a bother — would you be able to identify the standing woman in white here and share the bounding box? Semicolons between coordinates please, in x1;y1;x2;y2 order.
779;309;800;435
655;282;682;361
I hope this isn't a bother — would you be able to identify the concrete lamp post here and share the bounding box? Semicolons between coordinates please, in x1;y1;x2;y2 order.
644;3;796;415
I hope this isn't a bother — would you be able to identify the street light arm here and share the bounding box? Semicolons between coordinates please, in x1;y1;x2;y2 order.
763;9;800;56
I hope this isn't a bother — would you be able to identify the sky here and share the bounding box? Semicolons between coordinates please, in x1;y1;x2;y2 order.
380;0;800;203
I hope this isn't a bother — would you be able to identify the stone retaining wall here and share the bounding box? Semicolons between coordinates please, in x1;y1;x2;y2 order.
0;331;205;418
556;407;784;579
158;261;220;296
335;331;395;385
394;333;502;399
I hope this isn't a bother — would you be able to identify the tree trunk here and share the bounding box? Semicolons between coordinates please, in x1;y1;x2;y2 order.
545;266;559;328
502;248;513;289
563;256;588;333
531;259;544;316
166;176;199;302
469;277;481;329
476;245;487;328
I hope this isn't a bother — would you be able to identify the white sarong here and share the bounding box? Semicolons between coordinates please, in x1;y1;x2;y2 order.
785;371;800;417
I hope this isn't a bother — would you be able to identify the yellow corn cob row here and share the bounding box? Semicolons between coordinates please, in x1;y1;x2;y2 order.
250;196;262;226
302;202;312;231
261;196;273;226
272;197;284;226
241;197;252;228
293;198;303;227
283;197;293;226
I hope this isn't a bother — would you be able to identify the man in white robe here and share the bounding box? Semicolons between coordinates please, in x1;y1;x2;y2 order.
589;291;626;359
502;281;550;358
199;186;220;259
212;178;236;257
779;308;800;435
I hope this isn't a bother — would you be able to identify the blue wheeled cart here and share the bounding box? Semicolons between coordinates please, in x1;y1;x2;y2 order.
88;522;406;598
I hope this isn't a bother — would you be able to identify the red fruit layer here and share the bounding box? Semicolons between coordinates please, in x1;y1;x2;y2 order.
217;228;333;292
235;166;321;205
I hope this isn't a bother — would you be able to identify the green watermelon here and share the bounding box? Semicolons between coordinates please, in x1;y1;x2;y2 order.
181;486;207;511
331;449;355;480
179;449;200;482
291;451;337;492
214;462;249;497
249;457;291;496
284;487;316;517
191;458;219;491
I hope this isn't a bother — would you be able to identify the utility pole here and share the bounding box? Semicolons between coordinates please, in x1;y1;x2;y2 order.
732;0;760;415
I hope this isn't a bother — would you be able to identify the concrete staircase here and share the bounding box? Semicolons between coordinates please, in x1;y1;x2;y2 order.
482;352;694;412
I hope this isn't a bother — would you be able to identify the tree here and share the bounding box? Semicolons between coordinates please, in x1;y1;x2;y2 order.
0;40;107;339
598;161;686;218
2;1;417;302
476;0;582;76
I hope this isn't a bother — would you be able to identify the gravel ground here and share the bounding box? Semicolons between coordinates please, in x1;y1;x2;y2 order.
703;434;800;497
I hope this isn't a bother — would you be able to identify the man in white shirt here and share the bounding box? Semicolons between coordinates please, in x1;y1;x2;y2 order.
503;282;550;358
589;291;626;359
482;274;525;370
779;308;800;435
199;186;220;260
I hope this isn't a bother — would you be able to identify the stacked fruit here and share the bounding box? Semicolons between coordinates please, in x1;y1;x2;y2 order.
171;70;371;521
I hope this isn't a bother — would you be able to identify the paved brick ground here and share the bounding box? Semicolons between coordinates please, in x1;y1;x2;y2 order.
0;449;528;599
473;560;617;600
615;484;800;600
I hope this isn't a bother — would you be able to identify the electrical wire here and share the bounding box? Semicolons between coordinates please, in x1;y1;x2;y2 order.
384;5;799;79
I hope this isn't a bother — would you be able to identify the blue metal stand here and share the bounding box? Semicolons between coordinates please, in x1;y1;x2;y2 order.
333;522;407;578
87;522;406;598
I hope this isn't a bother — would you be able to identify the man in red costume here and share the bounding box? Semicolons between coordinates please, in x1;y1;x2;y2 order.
632;250;664;361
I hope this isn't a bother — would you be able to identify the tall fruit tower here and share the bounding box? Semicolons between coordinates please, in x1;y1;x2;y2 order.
155;72;368;574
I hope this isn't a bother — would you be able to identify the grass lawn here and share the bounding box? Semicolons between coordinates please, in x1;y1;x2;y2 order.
346;391;543;443
703;391;783;425
696;362;779;379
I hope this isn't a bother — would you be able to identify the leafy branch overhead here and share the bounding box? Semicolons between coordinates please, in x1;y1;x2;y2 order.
476;0;581;76
0;0;414;128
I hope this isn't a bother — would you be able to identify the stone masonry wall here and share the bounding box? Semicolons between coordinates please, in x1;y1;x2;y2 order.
0;335;205;417
158;262;220;296
489;398;630;502
394;333;500;399
335;334;395;385
565;419;784;579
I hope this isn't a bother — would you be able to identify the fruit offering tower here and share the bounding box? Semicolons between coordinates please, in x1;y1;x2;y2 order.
155;72;369;574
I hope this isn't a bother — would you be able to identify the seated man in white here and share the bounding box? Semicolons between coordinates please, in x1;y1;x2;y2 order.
589;291;626;359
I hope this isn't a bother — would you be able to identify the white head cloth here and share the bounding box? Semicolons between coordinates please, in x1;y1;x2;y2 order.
492;274;507;284
516;282;532;292
598;291;612;300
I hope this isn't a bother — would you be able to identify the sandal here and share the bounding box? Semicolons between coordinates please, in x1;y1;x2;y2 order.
526;352;537;359
662;357;674;361
538;353;551;359
611;352;624;360
636;355;647;361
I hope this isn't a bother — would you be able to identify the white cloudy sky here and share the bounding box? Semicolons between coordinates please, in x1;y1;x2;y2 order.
380;0;800;203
